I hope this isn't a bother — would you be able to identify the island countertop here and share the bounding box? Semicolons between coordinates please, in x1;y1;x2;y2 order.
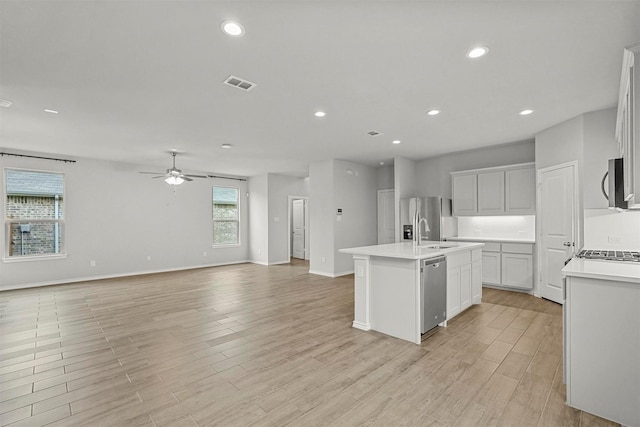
339;241;484;260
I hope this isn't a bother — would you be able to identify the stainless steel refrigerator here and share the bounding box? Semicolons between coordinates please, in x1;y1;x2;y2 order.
399;197;452;242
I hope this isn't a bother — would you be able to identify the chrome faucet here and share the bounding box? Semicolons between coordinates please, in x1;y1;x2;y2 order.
417;217;430;244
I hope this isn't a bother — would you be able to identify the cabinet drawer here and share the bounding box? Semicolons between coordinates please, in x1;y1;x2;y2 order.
483;242;501;252
501;243;533;254
447;251;471;268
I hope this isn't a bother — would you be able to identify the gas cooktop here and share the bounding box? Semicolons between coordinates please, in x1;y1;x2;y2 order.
577;249;640;262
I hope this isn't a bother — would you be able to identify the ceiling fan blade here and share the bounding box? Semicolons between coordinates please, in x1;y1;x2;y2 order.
184;174;208;178
152;175;166;179
139;171;165;175
182;176;194;182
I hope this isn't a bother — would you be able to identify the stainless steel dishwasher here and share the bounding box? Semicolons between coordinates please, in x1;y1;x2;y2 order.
421;256;447;334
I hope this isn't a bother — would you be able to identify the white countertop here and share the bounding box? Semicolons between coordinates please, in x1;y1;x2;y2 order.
339;241;484;260
447;236;536;244
562;258;640;284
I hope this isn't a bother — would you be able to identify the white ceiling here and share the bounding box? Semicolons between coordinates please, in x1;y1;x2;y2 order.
1;1;639;177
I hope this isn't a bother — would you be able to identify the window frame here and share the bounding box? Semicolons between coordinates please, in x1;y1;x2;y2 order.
3;167;67;262
212;185;240;247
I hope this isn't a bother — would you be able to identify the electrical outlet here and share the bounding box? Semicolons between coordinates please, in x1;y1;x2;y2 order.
90;260;96;267
321;257;326;263
608;236;623;244
146;256;151;261
203;251;207;257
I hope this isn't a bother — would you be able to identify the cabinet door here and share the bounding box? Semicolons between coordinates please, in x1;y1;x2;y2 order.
477;171;505;214
471;260;482;304
446;267;461;319
460;264;472;311
452;174;477;216
482;252;501;285
501;253;533;289
505;167;536;214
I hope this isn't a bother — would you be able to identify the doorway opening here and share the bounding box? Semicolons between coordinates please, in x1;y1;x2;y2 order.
287;196;309;262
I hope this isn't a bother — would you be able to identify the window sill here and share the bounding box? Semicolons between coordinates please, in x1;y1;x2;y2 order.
2;254;67;263
211;244;241;248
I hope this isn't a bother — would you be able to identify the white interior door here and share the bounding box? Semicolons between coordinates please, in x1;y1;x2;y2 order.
292;199;305;259
538;162;578;304
377;190;395;244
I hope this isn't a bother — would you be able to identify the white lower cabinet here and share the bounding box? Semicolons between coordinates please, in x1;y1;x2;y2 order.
501;253;533;288
447;249;481;320
473;241;534;290
482;252;501;285
564;274;640;426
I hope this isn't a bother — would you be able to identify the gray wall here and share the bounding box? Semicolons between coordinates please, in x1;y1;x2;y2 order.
333;160;377;275
1;152;249;289
376;165;394;190
309;159;377;276
248;173;268;265
267;173;308;264
309;160;334;275
416;140;535;199
534;107;623;247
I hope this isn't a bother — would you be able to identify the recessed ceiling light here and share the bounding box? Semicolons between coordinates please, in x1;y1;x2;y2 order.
221;21;244;37
519;109;534;116
467;46;489;59
314;111;326;117
392;140;401;145
0;99;12;108
379;161;385;166
426;109;440;116
221;144;232;149
44;109;58;114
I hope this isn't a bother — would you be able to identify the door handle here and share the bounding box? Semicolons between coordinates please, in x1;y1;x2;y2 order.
563;242;572;247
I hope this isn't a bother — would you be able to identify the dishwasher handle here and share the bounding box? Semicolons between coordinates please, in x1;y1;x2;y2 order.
423;256;446;268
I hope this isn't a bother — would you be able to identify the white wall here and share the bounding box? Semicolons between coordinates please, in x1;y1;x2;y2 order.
416;140;535;199
333;160;377;275
248;173;268;265
267;173;308;265
1;152;249;289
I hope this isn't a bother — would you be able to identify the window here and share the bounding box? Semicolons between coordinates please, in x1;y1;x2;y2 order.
5;169;65;258
212;186;239;245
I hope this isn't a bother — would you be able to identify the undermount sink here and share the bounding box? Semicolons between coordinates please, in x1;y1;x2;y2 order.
420;243;458;249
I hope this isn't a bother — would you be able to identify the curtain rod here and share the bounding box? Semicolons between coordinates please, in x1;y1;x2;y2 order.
0;152;76;163
207;175;247;182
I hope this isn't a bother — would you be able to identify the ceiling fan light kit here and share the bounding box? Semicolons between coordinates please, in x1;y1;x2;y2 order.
139;151;207;185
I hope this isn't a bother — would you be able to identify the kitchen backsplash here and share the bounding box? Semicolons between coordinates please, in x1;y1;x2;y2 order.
584;209;640;250
457;215;536;240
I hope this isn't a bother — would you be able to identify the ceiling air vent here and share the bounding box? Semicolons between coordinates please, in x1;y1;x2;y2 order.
0;99;13;108
223;75;257;91
367;130;382;137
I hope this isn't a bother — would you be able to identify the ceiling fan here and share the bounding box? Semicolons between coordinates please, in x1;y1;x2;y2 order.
139;151;207;185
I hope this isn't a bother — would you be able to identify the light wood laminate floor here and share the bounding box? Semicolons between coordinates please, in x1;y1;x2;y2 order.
0;260;619;426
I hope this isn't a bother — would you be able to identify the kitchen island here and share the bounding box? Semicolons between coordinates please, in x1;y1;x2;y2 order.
340;241;483;344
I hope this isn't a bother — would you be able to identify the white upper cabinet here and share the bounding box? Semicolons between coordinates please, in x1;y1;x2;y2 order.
616;42;640;209
505;166;536;214
452;163;535;216
452;173;478;215
478;171;505;214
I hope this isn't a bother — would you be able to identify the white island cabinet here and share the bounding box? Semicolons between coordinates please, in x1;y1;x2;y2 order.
340;241;483;344
562;259;640;427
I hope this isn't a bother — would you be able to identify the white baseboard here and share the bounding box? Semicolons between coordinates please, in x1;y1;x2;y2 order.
308;269;354;278
1;260;251;291
269;259;291;265
352;321;371;331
